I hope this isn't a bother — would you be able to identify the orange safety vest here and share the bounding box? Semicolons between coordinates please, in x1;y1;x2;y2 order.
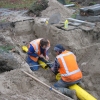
56;50;82;82
29;38;50;62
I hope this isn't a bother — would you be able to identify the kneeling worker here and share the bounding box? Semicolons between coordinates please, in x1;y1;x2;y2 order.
51;44;82;100
26;38;50;71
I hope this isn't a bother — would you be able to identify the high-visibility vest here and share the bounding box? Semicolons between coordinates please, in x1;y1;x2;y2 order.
29;38;50;62
56;50;82;82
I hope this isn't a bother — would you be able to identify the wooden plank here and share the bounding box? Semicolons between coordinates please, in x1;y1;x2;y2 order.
67;18;95;26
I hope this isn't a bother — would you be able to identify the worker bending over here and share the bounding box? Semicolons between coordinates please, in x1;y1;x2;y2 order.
51;44;83;100
26;38;50;71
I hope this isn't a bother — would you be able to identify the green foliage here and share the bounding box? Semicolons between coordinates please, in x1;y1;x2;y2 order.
89;2;96;5
29;0;48;16
65;0;72;4
1;19;6;23
71;13;76;18
0;0;34;9
0;45;14;52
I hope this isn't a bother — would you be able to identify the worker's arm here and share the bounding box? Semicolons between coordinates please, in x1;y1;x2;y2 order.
46;49;49;60
46;49;49;56
51;58;60;75
27;44;38;57
40;47;46;57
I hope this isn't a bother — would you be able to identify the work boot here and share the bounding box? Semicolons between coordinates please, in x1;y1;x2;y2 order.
70;90;77;100
57;88;77;100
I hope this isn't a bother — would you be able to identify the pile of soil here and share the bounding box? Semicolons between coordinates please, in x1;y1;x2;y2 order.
42;0;73;22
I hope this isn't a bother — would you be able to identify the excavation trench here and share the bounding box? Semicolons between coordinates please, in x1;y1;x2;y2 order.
0;19;100;100
0;20;71;100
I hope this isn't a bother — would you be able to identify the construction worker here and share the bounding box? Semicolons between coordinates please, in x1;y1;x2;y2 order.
51;44;83;100
26;38;50;71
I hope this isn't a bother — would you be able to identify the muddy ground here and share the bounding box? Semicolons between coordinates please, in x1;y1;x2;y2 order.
0;0;100;100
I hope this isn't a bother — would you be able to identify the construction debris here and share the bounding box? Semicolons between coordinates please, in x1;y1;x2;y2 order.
64;4;75;7
80;4;100;16
67;18;95;26
76;4;100;22
53;18;95;31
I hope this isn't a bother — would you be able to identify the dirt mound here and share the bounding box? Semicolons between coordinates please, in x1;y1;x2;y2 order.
0;69;72;100
42;0;73;22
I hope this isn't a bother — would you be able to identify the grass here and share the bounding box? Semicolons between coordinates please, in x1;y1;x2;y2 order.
0;0;34;9
0;45;15;52
89;2;96;5
71;13;77;18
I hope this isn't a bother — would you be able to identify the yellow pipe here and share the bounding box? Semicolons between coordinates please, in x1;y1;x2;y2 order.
55;73;97;100
38;60;48;69
69;84;97;100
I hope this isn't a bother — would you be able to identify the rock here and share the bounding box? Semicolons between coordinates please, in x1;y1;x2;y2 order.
0;51;20;72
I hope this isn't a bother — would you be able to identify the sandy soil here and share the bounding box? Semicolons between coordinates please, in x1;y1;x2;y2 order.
0;0;100;100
